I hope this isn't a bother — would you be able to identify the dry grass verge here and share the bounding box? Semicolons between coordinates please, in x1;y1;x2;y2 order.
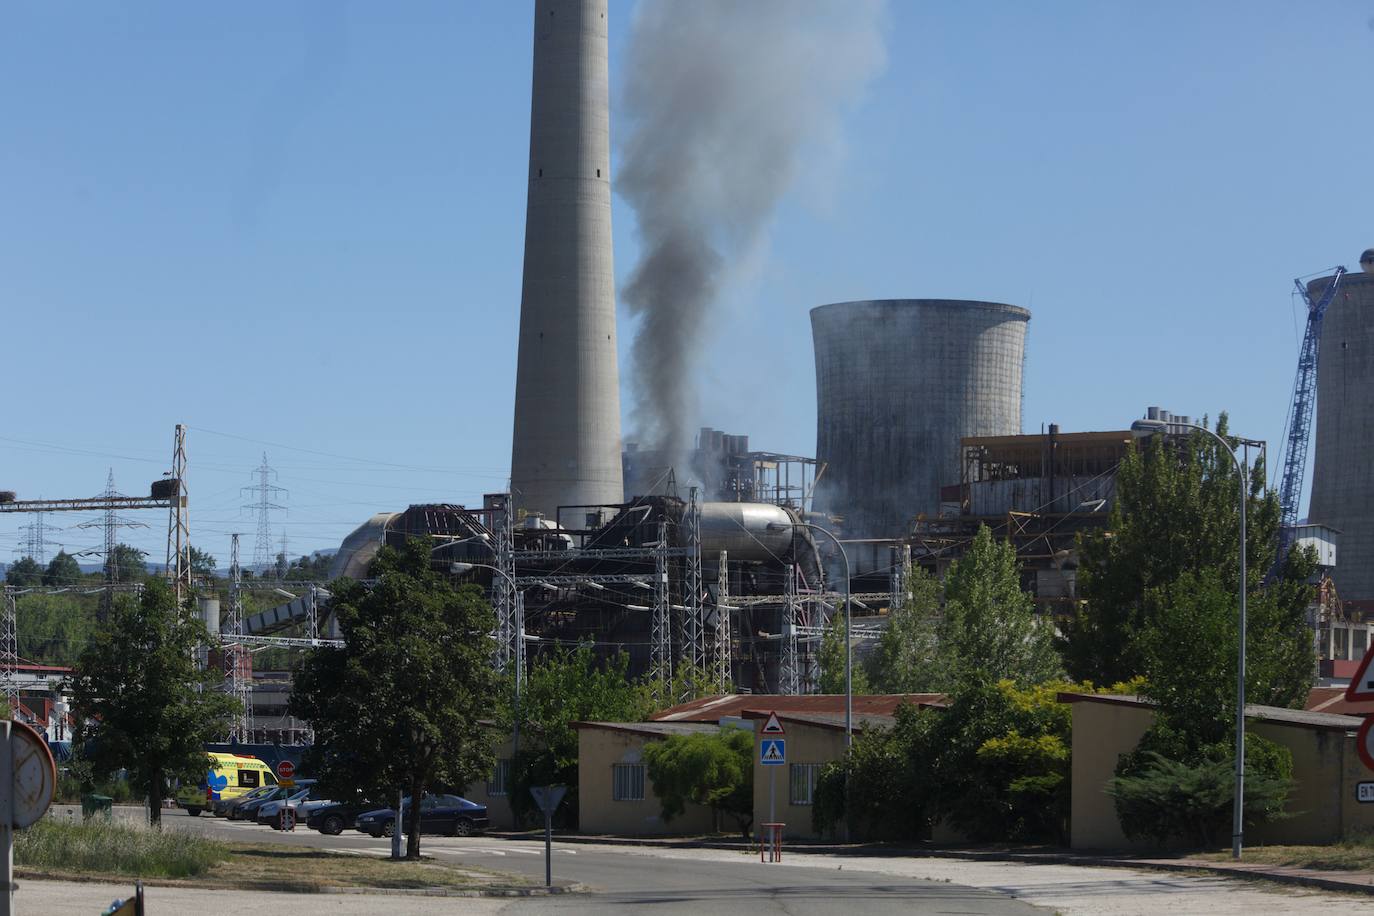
18;817;520;892
1198;837;1374;872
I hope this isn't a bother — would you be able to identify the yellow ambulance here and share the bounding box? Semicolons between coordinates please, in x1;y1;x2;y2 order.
176;752;277;816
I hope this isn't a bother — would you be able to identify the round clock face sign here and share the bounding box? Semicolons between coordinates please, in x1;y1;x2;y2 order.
11;721;56;828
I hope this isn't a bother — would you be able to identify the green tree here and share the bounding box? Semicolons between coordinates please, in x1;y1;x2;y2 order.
866;567;944;693
291;537;496;860
1061;417;1302;687
188;547;217;579
285;552;333;581
498;645;653;827
42;551;83;586
68;580;239;824
5;557;42;586
817;609;870;694
813;701;930;839
941;525;1062;687
18;592;98;665
109;544;148;583
642;727;754;837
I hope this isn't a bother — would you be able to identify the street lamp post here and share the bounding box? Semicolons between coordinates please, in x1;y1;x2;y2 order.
1133;418;1248;860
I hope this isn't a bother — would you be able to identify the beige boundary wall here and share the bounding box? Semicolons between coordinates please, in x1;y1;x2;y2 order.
745;712;864;841
575;722;719;836
1064;693;1374;849
462;732;516;830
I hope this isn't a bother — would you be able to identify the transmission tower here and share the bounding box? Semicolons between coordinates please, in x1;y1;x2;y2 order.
13;512;60;565
77;471;147;619
713;551;732;693
163;424;191;603
780;563;801;695
683;487;706;670
649;520;672;696
226;534;253;743
491;492;516;673
242;453;287;575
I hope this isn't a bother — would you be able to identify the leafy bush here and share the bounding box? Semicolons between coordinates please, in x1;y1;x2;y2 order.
814;679;1097;844
18;817;228;878
1110;728;1293;847
642;728;753;837
812;705;931;840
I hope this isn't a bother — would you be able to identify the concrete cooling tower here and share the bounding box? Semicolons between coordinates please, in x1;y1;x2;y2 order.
510;0;623;525
811;299;1030;539
1308;260;1374;601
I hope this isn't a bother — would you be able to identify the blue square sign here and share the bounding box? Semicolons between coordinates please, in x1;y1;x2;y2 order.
760;738;785;766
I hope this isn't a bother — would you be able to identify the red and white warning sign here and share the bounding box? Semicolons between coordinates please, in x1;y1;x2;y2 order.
1346;642;1374;703
760;711;785;735
1357;718;1374;773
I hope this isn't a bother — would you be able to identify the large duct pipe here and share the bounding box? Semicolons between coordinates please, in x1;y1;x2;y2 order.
510;0;624;526
811;299;1030;539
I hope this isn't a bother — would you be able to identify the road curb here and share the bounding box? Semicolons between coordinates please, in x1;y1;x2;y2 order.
487;833;1374;897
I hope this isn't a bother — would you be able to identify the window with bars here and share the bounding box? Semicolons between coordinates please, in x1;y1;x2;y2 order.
612;764;645;801
789;763;822;806
486;759;511;797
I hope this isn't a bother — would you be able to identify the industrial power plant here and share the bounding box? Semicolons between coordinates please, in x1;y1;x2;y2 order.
207;1;1374;701
4;0;1374;733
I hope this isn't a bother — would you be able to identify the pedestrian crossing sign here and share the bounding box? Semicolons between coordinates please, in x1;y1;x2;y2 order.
760;738;785;766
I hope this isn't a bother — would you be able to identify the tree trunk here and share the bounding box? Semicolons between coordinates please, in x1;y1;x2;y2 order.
406;776;423;859
148;769;162;826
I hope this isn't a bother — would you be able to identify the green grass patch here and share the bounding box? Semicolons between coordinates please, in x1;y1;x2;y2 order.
17;817;228;879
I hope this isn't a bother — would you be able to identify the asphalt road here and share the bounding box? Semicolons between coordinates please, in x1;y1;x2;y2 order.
163;809;1047;914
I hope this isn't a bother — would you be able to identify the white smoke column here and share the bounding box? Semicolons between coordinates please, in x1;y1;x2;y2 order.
618;0;888;465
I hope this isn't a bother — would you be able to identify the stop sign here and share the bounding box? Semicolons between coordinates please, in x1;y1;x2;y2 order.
276;760;296;781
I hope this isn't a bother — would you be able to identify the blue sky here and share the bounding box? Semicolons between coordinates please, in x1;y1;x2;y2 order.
2;1;1372;567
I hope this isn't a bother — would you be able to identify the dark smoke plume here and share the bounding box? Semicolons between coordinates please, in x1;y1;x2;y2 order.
617;0;887;466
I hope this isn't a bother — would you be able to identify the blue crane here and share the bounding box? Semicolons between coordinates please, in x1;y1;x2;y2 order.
1270;265;1347;581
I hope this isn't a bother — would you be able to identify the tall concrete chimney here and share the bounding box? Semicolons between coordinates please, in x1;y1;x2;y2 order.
510;0;623;526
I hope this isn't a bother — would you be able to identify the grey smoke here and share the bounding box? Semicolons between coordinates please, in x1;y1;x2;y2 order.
617;0;888;465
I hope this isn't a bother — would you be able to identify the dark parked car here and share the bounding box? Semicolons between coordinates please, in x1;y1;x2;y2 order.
354;795;488;838
231;783;307;821
306;800;378;836
213;784;274;818
221;785;282;819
